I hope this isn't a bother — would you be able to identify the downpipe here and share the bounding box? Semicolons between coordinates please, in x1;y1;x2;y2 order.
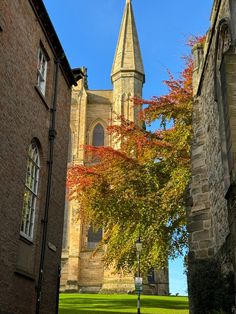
36;57;60;314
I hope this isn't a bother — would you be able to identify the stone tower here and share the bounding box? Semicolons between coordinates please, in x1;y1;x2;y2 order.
61;0;169;295
111;0;145;126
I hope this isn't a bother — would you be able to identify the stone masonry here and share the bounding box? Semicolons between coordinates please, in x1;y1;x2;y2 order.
188;0;236;312
61;0;169;296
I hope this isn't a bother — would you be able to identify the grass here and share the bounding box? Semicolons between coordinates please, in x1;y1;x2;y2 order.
59;293;189;314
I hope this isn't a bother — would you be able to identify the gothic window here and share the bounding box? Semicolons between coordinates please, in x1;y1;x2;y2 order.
87;226;103;250
37;47;48;95
68;128;73;162
92;123;104;147
147;268;155;284
87;123;105;248
20;140;40;240
217;24;231;62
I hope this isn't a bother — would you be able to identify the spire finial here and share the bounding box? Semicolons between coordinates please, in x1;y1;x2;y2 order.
126;0;131;3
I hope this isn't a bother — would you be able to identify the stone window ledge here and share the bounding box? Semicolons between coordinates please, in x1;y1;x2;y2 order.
14;268;35;281
34;86;49;109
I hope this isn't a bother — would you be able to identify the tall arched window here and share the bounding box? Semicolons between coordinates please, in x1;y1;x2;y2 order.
92;123;104;147
20;140;40;240
87;123;104;249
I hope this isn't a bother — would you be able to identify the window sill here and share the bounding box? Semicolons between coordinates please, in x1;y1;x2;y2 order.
34;85;49;109
83;247;103;253
15;268;35;281
19;233;34;245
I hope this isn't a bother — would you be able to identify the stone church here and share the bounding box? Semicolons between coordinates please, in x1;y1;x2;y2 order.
61;0;169;295
188;0;236;312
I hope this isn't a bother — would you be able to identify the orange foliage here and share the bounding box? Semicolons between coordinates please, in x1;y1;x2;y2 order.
66;37;205;270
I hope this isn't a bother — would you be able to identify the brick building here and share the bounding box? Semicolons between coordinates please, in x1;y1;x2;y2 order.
0;1;80;313
188;0;236;312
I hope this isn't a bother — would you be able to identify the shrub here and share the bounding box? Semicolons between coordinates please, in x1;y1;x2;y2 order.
188;258;235;314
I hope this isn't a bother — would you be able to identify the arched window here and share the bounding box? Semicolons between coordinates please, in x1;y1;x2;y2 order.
87;123;105;248
20;140;40;240
92;123;104;147
87;226;103;250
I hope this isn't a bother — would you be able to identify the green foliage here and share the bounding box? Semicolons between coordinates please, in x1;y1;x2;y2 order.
188;259;235;314
68;53;195;272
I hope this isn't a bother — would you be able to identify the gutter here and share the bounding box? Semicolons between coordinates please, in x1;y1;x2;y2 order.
28;0;77;87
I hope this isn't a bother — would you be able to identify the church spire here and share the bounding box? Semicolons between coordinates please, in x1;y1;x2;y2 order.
111;0;145;81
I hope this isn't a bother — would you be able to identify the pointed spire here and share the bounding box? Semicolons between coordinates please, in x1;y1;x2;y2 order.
111;0;145;80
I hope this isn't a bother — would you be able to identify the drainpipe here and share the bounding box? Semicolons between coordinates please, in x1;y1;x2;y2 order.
55;265;61;314
36;56;61;314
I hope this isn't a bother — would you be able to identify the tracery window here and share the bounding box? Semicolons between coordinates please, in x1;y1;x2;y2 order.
20;141;40;240
92;123;104;147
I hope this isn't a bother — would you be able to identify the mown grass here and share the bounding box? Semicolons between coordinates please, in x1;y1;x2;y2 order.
59;293;189;314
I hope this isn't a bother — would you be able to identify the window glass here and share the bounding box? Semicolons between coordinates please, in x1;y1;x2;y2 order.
20;141;40;240
147;268;155;284
37;48;47;95
92;124;104;147
88;123;105;247
87;227;103;250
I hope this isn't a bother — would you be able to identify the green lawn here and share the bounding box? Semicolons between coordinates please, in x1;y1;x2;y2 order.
59;293;189;314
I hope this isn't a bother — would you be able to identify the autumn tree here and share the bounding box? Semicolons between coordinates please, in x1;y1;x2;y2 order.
68;40;201;273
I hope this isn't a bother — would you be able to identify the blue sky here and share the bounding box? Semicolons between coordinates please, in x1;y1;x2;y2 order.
43;0;213;295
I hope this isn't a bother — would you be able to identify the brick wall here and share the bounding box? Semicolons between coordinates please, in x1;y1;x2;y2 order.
0;1;73;313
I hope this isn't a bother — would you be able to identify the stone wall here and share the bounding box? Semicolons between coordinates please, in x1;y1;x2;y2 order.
61;0;169;296
188;0;236;312
61;72;170;295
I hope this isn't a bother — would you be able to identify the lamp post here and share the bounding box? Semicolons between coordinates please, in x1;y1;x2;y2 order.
136;237;142;314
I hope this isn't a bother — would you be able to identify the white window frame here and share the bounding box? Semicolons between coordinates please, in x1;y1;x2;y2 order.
37;48;47;96
20;141;40;241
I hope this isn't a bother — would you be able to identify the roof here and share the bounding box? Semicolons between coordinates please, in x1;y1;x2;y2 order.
87;90;113;105
29;0;78;86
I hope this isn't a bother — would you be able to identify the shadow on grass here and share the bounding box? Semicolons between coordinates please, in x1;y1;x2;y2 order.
59;295;189;313
60;310;118;314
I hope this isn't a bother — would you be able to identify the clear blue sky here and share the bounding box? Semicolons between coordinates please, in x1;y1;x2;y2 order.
43;0;213;296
